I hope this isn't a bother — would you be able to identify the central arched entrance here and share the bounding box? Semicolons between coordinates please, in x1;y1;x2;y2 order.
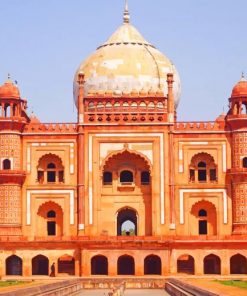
117;207;137;236
117;255;135;275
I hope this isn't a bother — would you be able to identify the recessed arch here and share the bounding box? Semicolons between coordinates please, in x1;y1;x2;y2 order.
37;153;64;184
190;200;217;236
117;255;135;275
177;254;195;275
37;201;63;237
58;254;75;275
230;254;247;274
32;255;49;275
204;254;221;274
101;148;152;174
6;255;22;275
91;255;108;275
117;207;137;236
144;255;161;275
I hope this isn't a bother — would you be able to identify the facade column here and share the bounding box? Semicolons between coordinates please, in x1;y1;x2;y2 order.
167;73;176;229
23;257;32;276
195;252;204;275
108;254;117;276
135;252;143;276
162;250;170;275
77;72;85;234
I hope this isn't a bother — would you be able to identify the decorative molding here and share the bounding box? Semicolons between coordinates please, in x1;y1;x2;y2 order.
178;141;227;174
89;133;165;225
26;141;75;174
26;189;74;225
179;188;228;225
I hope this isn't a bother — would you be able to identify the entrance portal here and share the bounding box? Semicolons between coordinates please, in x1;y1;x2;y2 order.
117;208;137;236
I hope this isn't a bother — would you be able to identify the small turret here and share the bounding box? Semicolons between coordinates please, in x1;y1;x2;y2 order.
226;74;247;234
0;76;27;235
0;76;29;132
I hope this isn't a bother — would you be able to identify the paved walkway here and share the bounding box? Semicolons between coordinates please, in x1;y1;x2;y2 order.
182;279;247;296
79;289;169;295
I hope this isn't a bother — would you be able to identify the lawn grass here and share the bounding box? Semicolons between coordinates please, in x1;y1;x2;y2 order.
216;280;247;290
0;281;28;288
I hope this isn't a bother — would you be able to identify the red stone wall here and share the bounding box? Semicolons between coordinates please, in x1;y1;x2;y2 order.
0;134;21;169
0;185;21;224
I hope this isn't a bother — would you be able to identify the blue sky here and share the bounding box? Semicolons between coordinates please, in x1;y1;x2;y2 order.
0;0;246;122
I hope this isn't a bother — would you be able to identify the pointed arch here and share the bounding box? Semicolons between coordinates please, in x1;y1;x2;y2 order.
6;255;22;275
91;255;108;275
144;255;161;275
204;254;221;274
177;254;195;274
58;254;75;275
101;147;152;174
190;200;217;235
230;254;247;274
32;255;49;275
117;255;135;275
117;206;138;236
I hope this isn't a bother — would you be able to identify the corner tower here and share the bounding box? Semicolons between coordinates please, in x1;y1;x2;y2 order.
226;75;247;234
0;77;29;235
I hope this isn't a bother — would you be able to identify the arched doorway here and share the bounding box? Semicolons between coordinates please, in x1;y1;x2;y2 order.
6;255;22;275
117;208;137;236
37;202;63;237
58;255;75;275
144;255;161;275
91;255;108;275
102;149;152;236
177;254;195;274
117;255;135;275
204;254;221;274
32;255;49;275
190;200;217;236
230;254;247;274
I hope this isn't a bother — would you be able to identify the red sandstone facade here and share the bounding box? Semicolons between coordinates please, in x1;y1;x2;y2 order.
1;6;247;277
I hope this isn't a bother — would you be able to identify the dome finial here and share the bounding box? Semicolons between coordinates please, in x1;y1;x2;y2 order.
241;71;246;81
123;0;130;24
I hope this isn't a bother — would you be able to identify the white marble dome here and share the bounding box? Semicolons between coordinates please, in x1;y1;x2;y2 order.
74;8;181;108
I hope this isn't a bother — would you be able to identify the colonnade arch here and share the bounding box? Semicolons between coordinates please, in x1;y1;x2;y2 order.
32;255;49;275
6;255;22;275
91;255;108;275
144;255;161;275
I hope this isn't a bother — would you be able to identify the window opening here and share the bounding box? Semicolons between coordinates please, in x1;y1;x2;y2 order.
120;170;133;184
103;172;112;185
3;159;11;170
199;220;207;235
47;210;56;218
47;221;56;236
199;209;207;217
141;171;150;185
243;157;247;168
